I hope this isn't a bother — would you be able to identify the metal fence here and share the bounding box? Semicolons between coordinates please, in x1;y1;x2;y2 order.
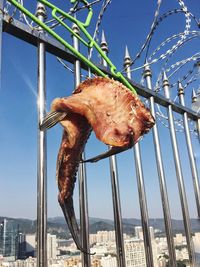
1;1;200;267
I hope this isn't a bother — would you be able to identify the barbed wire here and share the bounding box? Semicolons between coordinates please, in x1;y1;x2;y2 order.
4;0;33;28
56;58;89;79
5;0;102;29
88;0;111;60
122;0;162;73
4;0;200;136
177;0;191;39
183;74;199;89
4;1;17;17
145;8;199;64
148;31;199;63
166;52;200;75
57;0;111;78
125;0;199;135
121;0;199;75
152;33;200;93
155;106;198;137
135;30;199;73
152;0;192;72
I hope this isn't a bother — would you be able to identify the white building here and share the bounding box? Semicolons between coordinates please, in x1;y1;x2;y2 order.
90;234;97;245
149;227;155;240
96;231;115;243
101;255;117;267
135;227;143;240
25;235;36;257
125;239;146;267
193;232;200;253
90;231;116;245
174;233;185;246
47;234;58;260
1;257;37;267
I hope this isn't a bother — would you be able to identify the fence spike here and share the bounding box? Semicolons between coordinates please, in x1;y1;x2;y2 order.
163;75;196;266
100;30;108;53
178;82;200;218
162;71;170;98
124;45;130;60
192;88;197;103
101;30;107;46
100;30;109;65
143;61;152;79
162;70;169;83
144;63;177;267
177;81;184;96
100;31;126;267
36;2;46;18
125;52;155;267
123;45;131;69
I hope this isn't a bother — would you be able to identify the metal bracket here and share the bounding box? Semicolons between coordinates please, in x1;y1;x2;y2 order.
7;0;137;94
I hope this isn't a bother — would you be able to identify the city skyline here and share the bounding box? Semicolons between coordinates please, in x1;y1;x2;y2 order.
0;0;200;223
1;217;200;266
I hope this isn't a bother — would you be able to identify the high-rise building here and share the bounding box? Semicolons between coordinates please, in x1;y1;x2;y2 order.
0;219;18;260
17;233;26;259
135;226;143;240
149;227;155;240
90;231;116;244
90;234;97;244
47;234;57;259
0;221;3;256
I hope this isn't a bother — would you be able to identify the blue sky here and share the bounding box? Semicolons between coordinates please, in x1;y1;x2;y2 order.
0;0;200;221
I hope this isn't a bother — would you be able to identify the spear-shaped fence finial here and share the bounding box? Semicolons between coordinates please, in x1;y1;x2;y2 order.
162;70;169;83
36;2;47;18
162;71;170;99
100;30;109;54
192;89;197;103
178;81;184;96
100;30;109;67
72;22;80;34
143;60;152;79
123;45;131;68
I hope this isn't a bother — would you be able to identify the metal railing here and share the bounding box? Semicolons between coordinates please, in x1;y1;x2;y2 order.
1;1;200;267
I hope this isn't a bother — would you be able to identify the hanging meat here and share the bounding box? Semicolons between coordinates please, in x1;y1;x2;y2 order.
40;77;155;253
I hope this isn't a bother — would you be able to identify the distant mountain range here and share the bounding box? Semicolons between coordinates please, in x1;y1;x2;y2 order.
1;216;200;239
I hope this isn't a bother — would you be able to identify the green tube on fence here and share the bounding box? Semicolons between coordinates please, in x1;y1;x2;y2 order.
7;0;137;94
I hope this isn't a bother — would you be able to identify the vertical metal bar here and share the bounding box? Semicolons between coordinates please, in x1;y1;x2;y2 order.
124;47;154;267
178;82;200;217
197;119;200;142
110;159;126;267
72;23;91;266
163;72;195;266
144;64;177;267
0;0;4;88
192;90;200;143
100;31;126;267
36;3;47;267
